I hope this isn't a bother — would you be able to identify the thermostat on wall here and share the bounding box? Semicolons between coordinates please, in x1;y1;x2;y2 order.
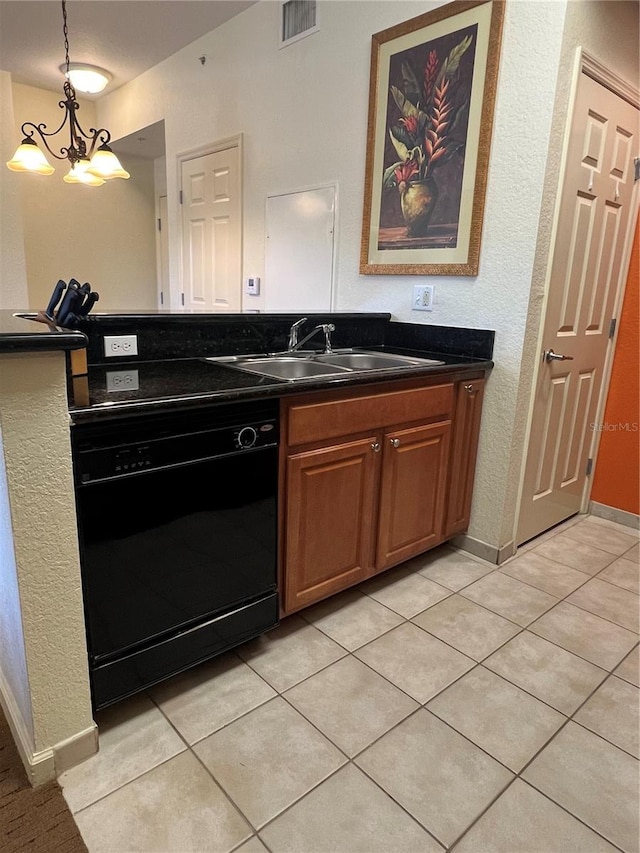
246;277;260;296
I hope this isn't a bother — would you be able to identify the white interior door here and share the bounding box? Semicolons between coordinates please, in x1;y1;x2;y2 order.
518;69;639;545
265;186;335;311
181;146;241;312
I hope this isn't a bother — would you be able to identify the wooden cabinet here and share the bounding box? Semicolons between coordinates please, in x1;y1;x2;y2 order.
444;379;485;538
284;436;379;613
377;421;451;570
280;375;485;615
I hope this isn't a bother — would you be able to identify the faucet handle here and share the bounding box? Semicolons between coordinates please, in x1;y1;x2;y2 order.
288;317;308;349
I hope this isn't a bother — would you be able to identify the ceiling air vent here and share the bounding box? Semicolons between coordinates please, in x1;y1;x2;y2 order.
280;0;318;47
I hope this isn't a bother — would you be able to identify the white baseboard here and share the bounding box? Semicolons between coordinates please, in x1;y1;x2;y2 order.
54;722;99;776
0;667;97;786
589;501;640;531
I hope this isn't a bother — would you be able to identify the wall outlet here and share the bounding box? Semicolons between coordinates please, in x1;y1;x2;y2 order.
246;276;260;296
413;284;434;312
106;369;139;392
104;335;138;357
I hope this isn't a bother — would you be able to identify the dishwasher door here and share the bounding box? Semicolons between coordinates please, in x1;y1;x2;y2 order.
72;401;279;708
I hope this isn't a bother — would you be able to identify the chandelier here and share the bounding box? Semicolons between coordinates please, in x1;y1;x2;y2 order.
6;0;129;186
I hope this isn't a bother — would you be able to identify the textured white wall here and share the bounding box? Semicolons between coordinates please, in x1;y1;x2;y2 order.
0;71;28;309
10;83;158;313
0;353;93;751
0;422;33;742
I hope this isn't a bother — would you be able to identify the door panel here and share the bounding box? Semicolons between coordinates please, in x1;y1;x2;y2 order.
181;147;241;312
265;186;335;311
284;438;378;613
376;421;450;569
518;71;639;545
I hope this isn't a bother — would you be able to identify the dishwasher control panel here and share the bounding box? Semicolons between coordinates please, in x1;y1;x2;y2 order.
72;401;279;484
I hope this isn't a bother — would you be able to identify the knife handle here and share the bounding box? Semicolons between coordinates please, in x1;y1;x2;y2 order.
55;281;81;325
77;291;99;315
45;279;67;319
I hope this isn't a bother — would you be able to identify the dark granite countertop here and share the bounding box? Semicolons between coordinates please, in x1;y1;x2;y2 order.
0;310;494;421
69;348;493;423
0;310;87;353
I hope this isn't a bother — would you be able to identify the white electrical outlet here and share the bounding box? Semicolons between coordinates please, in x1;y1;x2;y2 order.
104;335;138;357
106;370;139;392
413;284;434;312
246;277;260;296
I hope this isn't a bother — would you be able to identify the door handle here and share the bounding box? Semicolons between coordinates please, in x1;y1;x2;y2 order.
371;442;381;453
544;349;574;363
390;438;400;448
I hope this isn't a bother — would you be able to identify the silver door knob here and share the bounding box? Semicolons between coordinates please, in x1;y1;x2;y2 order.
390;438;400;448
371;442;381;452
544;349;574;363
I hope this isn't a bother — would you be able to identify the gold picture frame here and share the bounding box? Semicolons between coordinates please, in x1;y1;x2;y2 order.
360;0;504;276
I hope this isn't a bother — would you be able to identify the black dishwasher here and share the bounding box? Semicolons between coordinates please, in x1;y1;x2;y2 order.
71;399;279;710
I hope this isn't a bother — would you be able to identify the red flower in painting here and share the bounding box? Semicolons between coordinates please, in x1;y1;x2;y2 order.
398;115;419;137
393;159;419;194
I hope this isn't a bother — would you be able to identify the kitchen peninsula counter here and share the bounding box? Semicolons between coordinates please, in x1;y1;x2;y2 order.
0;309;86;353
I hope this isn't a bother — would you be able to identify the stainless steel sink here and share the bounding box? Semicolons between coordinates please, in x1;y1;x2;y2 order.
217;356;351;381
205;349;444;382
316;352;443;370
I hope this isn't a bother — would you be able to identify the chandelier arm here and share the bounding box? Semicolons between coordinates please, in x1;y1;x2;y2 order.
19;121;75;162
89;128;113;147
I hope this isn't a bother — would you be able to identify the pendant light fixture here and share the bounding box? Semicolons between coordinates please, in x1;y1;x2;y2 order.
6;0;129;184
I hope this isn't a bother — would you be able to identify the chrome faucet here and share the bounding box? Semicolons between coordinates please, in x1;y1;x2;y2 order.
288;322;335;354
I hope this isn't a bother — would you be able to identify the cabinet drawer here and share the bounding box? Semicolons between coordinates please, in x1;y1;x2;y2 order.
288;382;454;446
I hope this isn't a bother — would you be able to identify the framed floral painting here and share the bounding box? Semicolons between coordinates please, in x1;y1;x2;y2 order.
360;0;504;276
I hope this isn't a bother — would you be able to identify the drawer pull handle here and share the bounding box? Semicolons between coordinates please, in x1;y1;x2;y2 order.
371;442;381;453
464;384;475;393
390;438;400;448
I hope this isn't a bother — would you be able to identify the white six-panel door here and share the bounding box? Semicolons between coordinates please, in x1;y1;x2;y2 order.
518;69;639;545
181;145;241;312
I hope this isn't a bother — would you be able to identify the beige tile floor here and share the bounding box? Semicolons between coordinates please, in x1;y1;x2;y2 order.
59;513;640;853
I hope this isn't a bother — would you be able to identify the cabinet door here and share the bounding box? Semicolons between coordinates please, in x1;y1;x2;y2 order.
284;436;379;613
376;421;451;570
445;379;486;537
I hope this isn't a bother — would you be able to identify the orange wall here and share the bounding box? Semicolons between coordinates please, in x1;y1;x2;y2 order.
591;222;640;515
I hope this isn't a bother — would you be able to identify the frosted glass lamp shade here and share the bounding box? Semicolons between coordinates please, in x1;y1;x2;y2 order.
63;159;105;186
61;63;111;94
86;145;130;180
6;139;55;175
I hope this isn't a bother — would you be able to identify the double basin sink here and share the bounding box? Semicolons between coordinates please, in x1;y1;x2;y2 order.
207;349;445;382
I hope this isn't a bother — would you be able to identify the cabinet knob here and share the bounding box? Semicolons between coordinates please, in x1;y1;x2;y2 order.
390;438;400;448
371;441;381;452
464;384;475;394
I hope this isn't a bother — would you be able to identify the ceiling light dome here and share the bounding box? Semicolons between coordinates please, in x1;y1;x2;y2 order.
61;62;112;94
